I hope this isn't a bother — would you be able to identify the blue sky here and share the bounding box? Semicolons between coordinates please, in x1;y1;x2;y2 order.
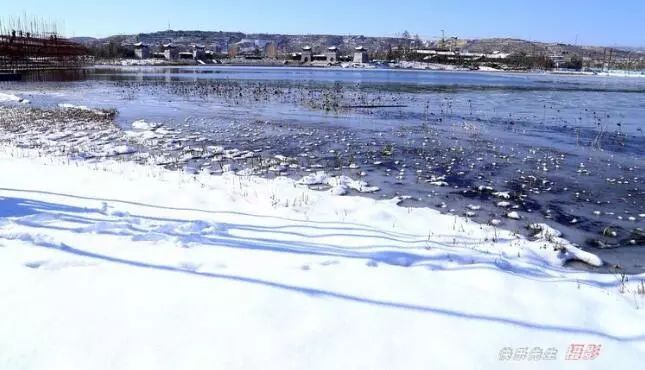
3;0;644;46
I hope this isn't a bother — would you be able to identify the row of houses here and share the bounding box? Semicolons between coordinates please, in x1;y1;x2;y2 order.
414;49;511;61
132;42;567;67
297;45;369;64
227;39;277;59
132;40;372;64
133;39;279;61
134;42;211;60
414;48;598;69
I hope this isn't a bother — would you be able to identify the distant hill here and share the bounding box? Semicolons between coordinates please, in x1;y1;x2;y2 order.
455;38;642;62
68;36;99;44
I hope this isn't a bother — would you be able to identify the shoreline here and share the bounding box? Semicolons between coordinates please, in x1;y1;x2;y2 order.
0;99;615;273
1;78;643;273
0;140;607;272
89;61;645;79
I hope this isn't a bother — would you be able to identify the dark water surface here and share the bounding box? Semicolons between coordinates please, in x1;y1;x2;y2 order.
3;66;644;272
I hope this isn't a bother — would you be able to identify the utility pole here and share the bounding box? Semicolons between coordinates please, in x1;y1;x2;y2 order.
602;48;607;71
440;29;445;49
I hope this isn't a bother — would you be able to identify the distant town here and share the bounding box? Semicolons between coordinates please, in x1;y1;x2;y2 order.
2;23;645;78
76;29;645;73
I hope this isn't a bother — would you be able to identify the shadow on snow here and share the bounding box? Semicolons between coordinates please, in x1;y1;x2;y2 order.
1;189;643;342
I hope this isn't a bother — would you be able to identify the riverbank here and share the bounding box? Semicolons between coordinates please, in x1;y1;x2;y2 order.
92;58;645;77
1;144;644;369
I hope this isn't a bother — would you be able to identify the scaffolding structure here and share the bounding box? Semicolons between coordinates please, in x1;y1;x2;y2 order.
0;30;90;72
1;15;90;73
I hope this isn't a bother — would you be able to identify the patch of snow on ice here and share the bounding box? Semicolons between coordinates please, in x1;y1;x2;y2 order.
131;120;161;130
299;171;380;194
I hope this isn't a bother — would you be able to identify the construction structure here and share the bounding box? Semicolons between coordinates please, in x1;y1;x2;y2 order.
0;30;89;73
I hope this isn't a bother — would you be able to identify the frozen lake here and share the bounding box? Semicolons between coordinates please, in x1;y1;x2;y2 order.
3;66;644;271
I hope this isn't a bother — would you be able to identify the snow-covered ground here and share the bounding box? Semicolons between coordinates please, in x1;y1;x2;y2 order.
95;58;180;66
390;61;471;71
1;145;644;369
596;70;645;78
551;69;645;78
0;93;30;104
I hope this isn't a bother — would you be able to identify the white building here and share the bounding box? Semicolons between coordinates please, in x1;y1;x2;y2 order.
353;46;368;63
133;42;150;59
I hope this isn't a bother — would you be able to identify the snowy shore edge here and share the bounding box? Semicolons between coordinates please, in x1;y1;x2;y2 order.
1;145;644;369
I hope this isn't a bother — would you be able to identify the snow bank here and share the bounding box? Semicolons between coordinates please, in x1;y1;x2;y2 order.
58;103;110;115
529;223;603;267
477;66;503;72
0;92;30;104
0;146;643;369
119;58;171;66
392;61;468;71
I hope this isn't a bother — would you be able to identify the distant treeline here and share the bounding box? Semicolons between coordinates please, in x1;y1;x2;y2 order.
89;41;134;59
